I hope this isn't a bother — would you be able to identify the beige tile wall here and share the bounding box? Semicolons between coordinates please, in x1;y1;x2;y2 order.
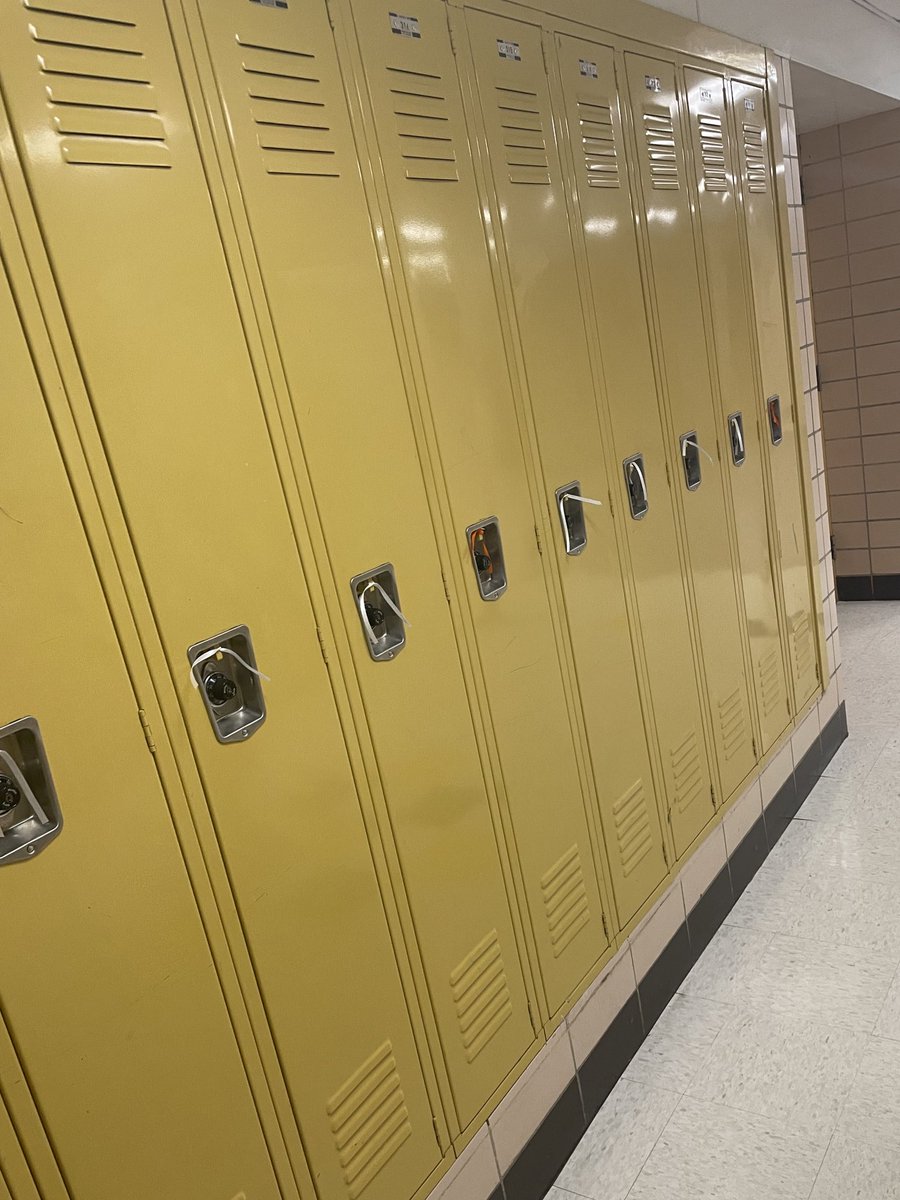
801;103;900;585
778;57;841;678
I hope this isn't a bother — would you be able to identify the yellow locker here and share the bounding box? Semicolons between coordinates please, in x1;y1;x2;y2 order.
682;66;790;754
550;32;714;861
623;52;756;800
0;6;446;1197
458;8;671;914
175;0;534;1129
0;247;280;1199
731;77;819;710
337;0;613;1011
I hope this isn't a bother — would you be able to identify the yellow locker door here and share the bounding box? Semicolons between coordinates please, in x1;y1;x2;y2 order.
683;66;790;754
0;248;280;1200
551;33;713;861
624;53;756;800
177;0;533;1128
0;7;443;1199
459;9;671;912
731;77;819;710
339;0;611;1011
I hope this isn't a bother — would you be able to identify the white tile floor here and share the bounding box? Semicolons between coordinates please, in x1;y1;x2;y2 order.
550;602;900;1200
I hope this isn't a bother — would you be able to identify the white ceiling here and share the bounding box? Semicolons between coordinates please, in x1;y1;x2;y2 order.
642;0;900;100
790;61;900;134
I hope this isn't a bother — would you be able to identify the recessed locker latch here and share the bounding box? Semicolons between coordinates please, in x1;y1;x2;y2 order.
679;431;705;491
623;454;649;520
350;564;409;661
0;717;62;865
555;482;603;555
728;412;746;467
767;394;783;445
187;625;268;744
466;518;508;600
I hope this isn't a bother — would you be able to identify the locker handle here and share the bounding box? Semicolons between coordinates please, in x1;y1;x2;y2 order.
624;455;649;520
357;580;410;650
0;750;49;832
728;412;746;467
557;486;603;556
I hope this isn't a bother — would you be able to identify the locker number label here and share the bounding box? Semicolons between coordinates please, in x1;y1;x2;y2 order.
579;59;599;78
700;88;713;100
745;98;757;111
250;0;288;8
497;39;522;61
645;75;662;92
390;12;421;38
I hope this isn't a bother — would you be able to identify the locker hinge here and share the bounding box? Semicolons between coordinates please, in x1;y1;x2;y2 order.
662;840;670;868
540;36;549;74
440;571;452;605
446;8;457;54
815;362;821;391
138;709;157;755
799;172;806;205
710;784;716;810
816;659;822;683
601;912;609;941
315;627;330;665
751;735;758;757
535;524;543;555
664;460;671;488
323;0;335;30
830;532;836;561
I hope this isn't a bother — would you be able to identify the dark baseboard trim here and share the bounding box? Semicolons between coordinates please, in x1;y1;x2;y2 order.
836;573;900;601
496;701;849;1200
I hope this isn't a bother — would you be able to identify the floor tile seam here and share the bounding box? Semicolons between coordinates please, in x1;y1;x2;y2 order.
620;1094;681;1200
804;1129;838;1200
676;1089;836;1155
675;987;883;1036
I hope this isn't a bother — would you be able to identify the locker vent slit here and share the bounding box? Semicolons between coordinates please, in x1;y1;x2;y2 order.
450;931;513;1061
496;86;550;184
387;64;459;181
541;845;590;957
326;1041;412;1199
29;4;170;167
239;34;339;177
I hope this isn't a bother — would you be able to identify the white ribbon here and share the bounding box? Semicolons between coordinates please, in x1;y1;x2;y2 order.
190;646;270;689
358;580;410;648
560;492;604;507
682;437;714;463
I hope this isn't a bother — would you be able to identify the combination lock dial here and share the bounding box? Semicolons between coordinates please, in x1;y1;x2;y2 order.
205;671;238;708
0;775;20;815
364;603;386;628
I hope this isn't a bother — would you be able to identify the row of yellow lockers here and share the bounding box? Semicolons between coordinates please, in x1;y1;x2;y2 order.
0;0;820;1198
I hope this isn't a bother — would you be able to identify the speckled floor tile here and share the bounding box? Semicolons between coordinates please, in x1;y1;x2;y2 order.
726;870;900;957
553;1079;677;1200
820;727;891;783
686;1010;868;1143
627;1097;826;1200
683;928;896;1030
810;1132;900;1200
623;994;734;1093
838;1036;900;1150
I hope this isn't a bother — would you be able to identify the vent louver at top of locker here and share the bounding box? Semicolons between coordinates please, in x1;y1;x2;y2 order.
497;86;551;185
696;113;728;192
743;121;768;192
643;105;679;190
240;34;339;177
578;97;619;189
25;0;169;168
387;65;459;182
